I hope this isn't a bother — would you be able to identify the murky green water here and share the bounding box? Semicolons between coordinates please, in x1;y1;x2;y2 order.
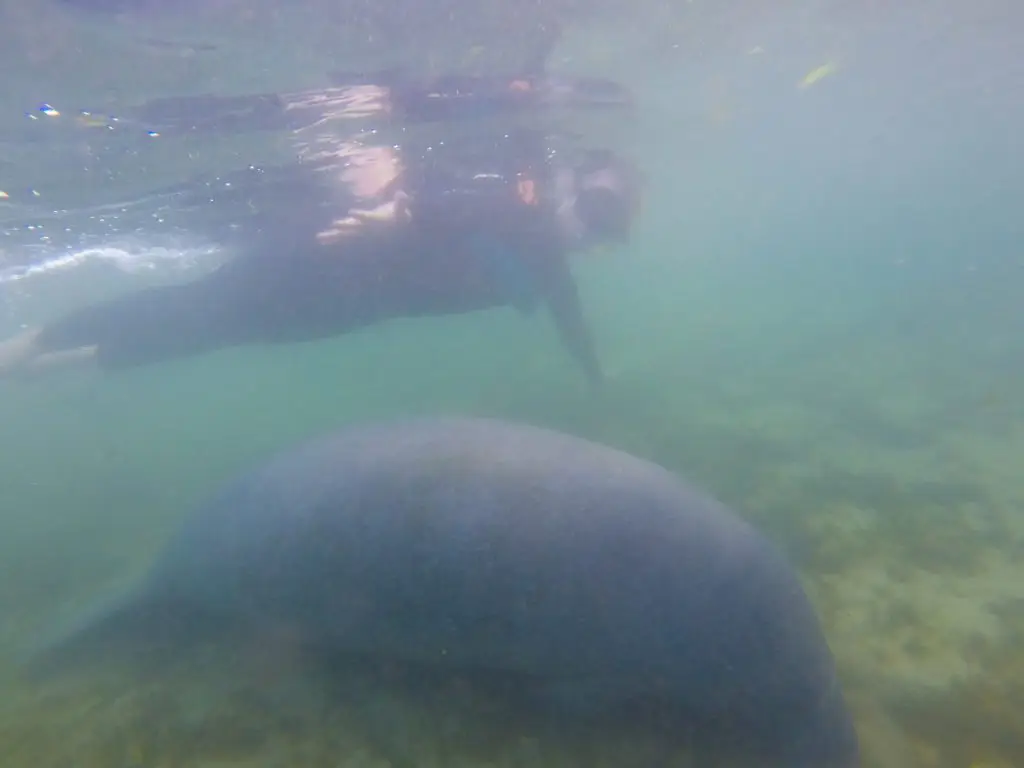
2;1;1023;766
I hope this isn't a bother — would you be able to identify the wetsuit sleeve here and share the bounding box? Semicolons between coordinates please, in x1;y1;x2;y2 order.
542;254;604;385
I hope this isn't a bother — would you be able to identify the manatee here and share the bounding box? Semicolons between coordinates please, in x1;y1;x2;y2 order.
26;417;859;767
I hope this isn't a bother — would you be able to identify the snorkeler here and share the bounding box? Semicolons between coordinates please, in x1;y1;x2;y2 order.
122;68;634;137
0;130;643;384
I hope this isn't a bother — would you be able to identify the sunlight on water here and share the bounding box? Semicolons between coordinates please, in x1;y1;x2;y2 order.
0;241;217;284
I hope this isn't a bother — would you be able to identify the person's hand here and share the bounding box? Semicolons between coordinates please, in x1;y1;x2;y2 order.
316;191;410;243
339;144;401;198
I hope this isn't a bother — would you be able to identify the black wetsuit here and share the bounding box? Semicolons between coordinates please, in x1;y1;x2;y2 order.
35;134;603;382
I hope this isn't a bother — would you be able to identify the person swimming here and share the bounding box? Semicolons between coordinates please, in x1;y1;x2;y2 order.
0;129;643;384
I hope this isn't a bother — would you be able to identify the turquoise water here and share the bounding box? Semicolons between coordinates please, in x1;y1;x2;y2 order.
2;2;1024;766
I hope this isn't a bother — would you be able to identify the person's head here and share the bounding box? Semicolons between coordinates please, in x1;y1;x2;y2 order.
555;149;644;248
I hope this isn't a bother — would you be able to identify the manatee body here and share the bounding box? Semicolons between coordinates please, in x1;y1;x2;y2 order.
29;417;859;767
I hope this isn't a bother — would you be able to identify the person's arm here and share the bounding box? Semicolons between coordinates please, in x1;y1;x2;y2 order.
311;143;410;244
541;253;604;386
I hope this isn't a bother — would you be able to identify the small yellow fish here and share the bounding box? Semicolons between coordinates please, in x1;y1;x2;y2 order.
799;62;837;89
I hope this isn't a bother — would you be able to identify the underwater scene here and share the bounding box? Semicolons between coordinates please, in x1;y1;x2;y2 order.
1;1;1023;766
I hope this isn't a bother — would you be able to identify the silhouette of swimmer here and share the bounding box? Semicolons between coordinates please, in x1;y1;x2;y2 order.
0;130;642;384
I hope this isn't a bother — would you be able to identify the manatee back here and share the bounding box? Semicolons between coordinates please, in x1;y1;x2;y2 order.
27;417;858;766
147;416;856;765
149;419;823;687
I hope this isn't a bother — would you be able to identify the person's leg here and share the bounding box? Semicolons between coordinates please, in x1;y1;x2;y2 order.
0;252;388;380
0;273;240;379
